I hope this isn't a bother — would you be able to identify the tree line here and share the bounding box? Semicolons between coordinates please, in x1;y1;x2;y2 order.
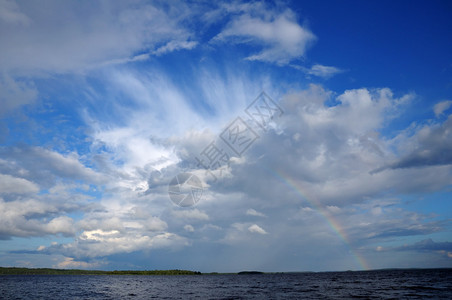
0;267;201;275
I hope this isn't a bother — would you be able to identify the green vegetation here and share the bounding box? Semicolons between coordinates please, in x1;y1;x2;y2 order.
107;270;201;275
238;271;264;275
0;267;201;275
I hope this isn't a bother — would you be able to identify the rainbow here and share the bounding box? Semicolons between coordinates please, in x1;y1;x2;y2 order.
267;167;370;271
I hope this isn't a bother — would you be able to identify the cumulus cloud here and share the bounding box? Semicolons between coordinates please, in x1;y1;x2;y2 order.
55;257;103;269
85;81;450;267
248;224;268;235
0;198;76;239
395;239;452;252
3;78;451;269
43;230;187;258
187;83;451;266
434;100;452;117
371;238;452;261
373;114;452;172
0;174;39;194
0;146;105;187
0;145;106;240
215;85;436;208
345;208;443;241
45;216;75;235
171;209;209;221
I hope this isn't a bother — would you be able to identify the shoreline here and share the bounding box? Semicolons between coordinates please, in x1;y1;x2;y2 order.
1;267;451;276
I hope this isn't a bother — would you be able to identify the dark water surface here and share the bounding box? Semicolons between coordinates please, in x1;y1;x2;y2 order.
1;269;451;299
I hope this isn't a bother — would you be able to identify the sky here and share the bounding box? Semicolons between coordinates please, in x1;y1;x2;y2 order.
0;0;451;272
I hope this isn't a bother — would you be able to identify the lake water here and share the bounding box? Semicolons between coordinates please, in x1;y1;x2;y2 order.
1;269;451;299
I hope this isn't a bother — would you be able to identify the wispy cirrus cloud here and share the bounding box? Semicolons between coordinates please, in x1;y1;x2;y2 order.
0;0;196;74
213;5;316;65
293;64;345;79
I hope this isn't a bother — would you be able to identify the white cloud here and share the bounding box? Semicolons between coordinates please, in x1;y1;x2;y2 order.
210;84;449;214
295;64;344;79
220;222;269;245
248;224;268;235
49;231;187;258
79;229;120;242
172;209;209;221
309;64;343;78
326;206;341;214
214;8;316;65
144;217;168;232
46;216;75;235
372;114;452;171
334;88;398;133
0;174;39;194
77;200;170;235
0;74;37;115
0;146;105;187
59;203;180;257
55;257;103;269
434;100;452;117
2;79;450;269
246;208;266;217
0;198;76;238
153;40;198;56
93;125;179;174
0;146;104;241
0;1;195;74
89;69;279;204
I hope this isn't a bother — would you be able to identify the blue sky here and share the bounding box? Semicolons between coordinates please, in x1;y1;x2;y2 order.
0;0;451;272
